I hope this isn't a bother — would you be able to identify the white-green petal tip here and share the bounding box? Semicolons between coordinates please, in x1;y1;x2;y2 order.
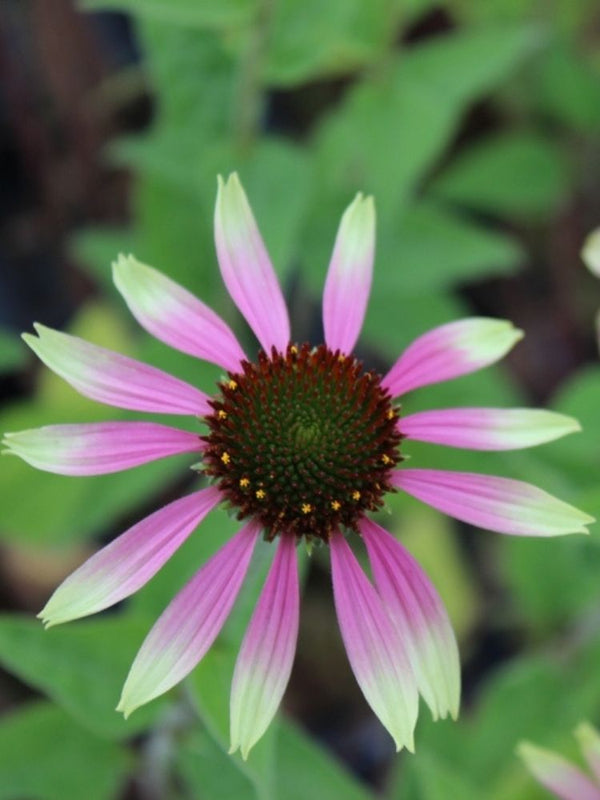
112;252;136;273
21;331;38;349
575;722;599;743
582;229;600;277
115;696;136;720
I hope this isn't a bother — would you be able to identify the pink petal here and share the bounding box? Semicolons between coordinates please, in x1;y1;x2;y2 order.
23;324;211;416
214;173;290;354
391;469;594;537
38;486;222;626
113;254;246;372
400;407;580;450
322;193;375;354
3;421;202;476
519;742;600;800
117;520;260;717
360;518;460;721
230;534;299;759
382;318;523;398
329;530;418;752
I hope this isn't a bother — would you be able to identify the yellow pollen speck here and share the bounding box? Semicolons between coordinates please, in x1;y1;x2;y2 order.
331;500;341;511
290;345;298;355
228;380;237;390
221;452;230;465
239;477;250;488
301;503;312;514
352;490;361;501
217;410;227;419
256;489;266;500
338;354;346;362
381;454;392;465
387;409;395;420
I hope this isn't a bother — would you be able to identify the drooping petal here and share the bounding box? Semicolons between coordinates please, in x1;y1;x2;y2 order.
360;518;460;721
112;254;246;372
329;530;418;752
38;486;222;626
23;324;211;416
382;318;523;398
214;173;290;354
391;469;594;536
519;742;600;800
400;408;580;450
576;723;600;784
230;534;299;759
117;520;260;718
3;421;202;476
322;193;375;354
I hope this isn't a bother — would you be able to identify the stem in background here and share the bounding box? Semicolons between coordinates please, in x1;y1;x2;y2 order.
233;0;273;152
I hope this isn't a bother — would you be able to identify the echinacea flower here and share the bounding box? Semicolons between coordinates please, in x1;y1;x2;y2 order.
4;174;593;758
519;723;600;800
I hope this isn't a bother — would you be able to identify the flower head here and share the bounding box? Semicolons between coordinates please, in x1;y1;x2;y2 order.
519;723;600;800
4;173;593;759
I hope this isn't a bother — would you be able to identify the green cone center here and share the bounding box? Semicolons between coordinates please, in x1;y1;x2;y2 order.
202;344;402;541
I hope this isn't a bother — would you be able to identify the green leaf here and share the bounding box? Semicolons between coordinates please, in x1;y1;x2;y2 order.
431;133;570;218
314;23;542;200
263;0;398;87
0;614;164;739
501;533;600;633
0;328;26;372
178;717;375;800
190;643;278;799
177;727;259;800
376;202;522;294
0;702;130;800
303;26;539;296
80;0;256;28
545;365;600;486
139;21;236;132
391;750;481;800
275;719;375;800
400;24;544;105
530;41;600;133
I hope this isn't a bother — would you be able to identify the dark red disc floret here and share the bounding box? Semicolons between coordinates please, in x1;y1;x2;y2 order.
202;344;402;542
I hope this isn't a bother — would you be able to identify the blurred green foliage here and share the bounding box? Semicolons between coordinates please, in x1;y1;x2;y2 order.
1;0;599;797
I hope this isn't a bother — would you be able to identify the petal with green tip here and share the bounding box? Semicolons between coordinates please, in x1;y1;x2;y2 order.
113;254;246;372
400;408;580;450
361;518;460;721
38;487;222;626
330;530;418;752
519;741;600;800
117;520;260;718
322;193;375;354
3;421;202;476
382;318;523;398
24;324;210;416
392;469;594;536
214;173;290;353
229;534;299;759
